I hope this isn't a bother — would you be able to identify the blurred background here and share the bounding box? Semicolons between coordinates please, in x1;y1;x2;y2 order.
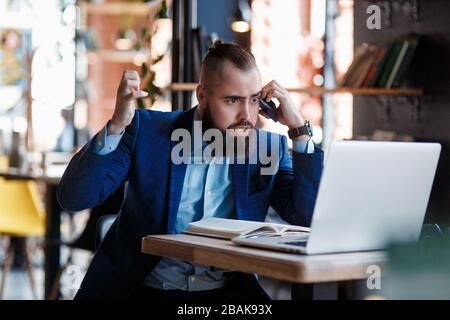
0;0;449;300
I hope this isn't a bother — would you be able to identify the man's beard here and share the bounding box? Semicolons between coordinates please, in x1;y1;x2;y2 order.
201;104;257;160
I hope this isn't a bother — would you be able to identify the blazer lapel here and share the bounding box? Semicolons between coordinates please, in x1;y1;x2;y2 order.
166;107;196;234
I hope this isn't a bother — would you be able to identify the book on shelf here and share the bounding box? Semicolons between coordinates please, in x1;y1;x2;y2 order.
377;40;404;87
363;46;387;87
340;33;422;89
339;43;379;87
365;42;392;87
183;217;310;240
386;40;410;88
392;34;422;88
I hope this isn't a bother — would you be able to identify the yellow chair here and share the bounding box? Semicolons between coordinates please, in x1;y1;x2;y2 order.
0;155;8;171
0;178;46;299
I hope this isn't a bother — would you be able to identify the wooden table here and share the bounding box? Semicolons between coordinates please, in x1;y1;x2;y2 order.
0;167;63;299
142;234;387;300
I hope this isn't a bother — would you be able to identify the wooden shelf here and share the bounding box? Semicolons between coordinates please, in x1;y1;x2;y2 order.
87;50;150;64
168;83;424;96
169;82;198;91
288;87;423;96
79;1;161;16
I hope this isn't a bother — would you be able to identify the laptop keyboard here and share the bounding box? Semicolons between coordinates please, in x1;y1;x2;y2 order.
282;240;308;247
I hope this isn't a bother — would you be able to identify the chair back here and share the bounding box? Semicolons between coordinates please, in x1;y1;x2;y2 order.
0;179;45;236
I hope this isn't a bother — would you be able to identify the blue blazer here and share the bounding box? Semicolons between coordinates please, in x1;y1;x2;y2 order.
57;107;324;299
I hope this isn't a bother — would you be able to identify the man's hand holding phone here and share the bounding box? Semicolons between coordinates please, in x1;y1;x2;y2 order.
259;99;278;122
260;80;310;141
108;70;148;135
260;80;305;127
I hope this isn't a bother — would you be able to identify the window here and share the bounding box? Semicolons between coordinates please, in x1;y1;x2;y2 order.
251;0;353;149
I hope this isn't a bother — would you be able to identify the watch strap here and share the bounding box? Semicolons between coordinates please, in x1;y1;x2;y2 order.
287;121;312;139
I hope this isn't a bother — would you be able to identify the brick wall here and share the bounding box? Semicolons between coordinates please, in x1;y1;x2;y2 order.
86;4;152;133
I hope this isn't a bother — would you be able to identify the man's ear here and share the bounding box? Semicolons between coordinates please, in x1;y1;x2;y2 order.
196;84;207;113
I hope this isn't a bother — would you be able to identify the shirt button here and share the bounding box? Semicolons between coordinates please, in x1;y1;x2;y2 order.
191;276;195;282
207;191;213;196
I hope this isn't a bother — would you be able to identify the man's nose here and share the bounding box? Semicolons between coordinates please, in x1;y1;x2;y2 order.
238;100;252;120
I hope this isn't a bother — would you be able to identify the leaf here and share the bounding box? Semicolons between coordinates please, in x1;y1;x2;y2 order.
145;33;152;46
152;54;164;65
140;28;147;39
141;63;148;77
137;97;145;109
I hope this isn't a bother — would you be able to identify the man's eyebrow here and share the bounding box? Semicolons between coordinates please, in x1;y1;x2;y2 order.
223;95;246;99
224;92;261;99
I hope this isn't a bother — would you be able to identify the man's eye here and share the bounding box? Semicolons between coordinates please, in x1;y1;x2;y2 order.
250;97;259;104
227;98;238;104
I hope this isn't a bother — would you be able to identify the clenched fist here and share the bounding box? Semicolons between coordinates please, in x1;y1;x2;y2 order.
108;70;148;135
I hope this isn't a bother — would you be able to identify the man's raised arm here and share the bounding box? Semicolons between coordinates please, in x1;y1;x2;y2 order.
57;70;147;211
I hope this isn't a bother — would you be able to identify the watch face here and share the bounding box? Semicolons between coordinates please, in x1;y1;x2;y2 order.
306;121;313;136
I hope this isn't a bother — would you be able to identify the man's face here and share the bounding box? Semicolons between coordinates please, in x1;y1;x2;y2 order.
197;61;262;137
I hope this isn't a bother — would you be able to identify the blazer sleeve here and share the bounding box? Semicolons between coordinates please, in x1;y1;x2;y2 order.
270;135;324;227
57;110;140;212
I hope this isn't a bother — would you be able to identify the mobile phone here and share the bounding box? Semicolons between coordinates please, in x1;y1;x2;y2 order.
259;99;278;122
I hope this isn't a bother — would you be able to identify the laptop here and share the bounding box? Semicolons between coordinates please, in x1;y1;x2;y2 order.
232;141;441;255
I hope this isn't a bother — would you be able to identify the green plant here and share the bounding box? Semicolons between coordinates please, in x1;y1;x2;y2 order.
137;0;169;109
138;59;162;108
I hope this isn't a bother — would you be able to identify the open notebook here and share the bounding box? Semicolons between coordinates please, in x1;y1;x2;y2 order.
183;217;310;240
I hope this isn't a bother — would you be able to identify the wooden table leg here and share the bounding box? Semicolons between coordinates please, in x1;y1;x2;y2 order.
44;184;61;299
